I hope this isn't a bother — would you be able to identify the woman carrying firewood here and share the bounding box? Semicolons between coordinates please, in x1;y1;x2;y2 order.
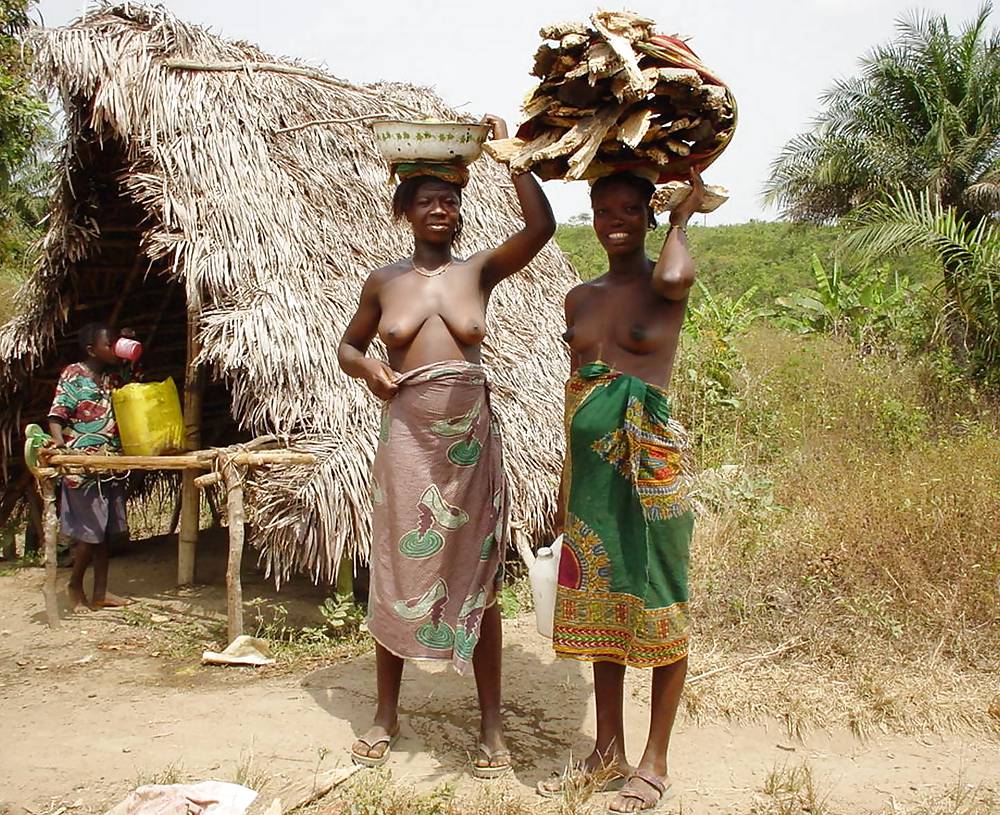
337;114;555;777
538;168;705;813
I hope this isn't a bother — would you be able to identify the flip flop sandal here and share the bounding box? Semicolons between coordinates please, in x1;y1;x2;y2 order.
350;727;399;768
608;769;673;813
471;742;512;779
536;766;628;798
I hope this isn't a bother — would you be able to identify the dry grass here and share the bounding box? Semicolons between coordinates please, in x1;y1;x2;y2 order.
309;766;998;815
316;770;602;815
117;601;227;660
133;760;187;787
672;327;1000;737
753;763;832;815
113;593;370;671
233;745;271;794
751;766;998;815
900;780;999;815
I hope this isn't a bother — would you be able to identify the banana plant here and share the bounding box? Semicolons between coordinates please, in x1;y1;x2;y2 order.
684;282;772;408
776;254;920;343
686;282;772;343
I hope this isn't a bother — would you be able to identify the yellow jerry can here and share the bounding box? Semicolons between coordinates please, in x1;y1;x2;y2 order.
112;377;185;456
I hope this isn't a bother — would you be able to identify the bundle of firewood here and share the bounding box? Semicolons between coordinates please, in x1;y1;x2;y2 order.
652;180;729;214
485;11;737;185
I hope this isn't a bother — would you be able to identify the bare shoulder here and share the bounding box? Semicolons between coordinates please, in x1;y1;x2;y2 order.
565;280;599;314
465;249;490;265
463;249;492;280
365;259;409;290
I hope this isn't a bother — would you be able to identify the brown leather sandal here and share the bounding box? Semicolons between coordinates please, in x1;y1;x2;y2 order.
608;768;673;813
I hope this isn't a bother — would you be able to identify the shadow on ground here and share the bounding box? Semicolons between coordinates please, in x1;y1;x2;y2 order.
301;619;597;788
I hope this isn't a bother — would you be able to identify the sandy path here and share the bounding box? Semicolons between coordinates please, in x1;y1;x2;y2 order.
1;558;996;814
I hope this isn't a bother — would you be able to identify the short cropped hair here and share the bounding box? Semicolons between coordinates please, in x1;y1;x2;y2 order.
391;176;463;221
78;322;111;354
590;172;657;229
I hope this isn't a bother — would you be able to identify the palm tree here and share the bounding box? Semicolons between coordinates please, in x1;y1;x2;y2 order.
845;188;1000;374
764;4;1000;227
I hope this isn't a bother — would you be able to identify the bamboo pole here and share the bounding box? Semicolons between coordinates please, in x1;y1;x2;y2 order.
222;462;246;642
40;478;60;628
178;298;204;586
194;471;222;489
44;453;208;470
41;451;314;471
219;451;315;466
160;59;427;118
241;434;281;451
274;112;392;135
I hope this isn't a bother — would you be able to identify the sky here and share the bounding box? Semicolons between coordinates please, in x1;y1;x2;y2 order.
35;0;986;224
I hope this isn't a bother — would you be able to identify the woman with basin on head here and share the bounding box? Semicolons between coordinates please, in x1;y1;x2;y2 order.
337;114;555;777
537;168;704;813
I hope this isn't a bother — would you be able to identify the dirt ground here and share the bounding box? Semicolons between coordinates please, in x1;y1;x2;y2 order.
1;534;997;815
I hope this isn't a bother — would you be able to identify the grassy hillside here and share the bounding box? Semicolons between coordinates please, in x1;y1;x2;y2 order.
555;220;939;302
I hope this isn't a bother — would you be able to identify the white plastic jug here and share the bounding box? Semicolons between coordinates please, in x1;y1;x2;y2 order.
528;534;563;638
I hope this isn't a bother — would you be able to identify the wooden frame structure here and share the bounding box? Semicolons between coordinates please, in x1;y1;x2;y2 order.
30;437;313;641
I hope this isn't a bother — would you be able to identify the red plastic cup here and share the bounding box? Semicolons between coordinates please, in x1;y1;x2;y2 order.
113;337;143;362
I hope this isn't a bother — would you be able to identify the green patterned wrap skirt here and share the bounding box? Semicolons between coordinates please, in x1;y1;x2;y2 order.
554;361;694;668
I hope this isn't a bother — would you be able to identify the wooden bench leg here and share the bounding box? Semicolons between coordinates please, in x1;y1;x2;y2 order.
40;478;60;628
223;464;246;643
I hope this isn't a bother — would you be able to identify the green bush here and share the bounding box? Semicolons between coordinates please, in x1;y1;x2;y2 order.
554;220;938;303
775;254;922;353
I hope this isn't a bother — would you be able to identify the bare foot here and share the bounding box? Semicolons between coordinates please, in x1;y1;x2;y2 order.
90;592;129;609
68;585;91;613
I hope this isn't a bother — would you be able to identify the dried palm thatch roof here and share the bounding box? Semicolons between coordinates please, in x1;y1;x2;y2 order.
0;3;577;583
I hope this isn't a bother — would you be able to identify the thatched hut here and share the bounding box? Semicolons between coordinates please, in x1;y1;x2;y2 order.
0;3;576;584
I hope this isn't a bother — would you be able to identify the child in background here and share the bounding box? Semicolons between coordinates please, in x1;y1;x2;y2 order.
47;322;138;611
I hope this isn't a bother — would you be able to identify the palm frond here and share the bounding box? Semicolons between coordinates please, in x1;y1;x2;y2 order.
764;4;1000;225
844;186;1000;365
